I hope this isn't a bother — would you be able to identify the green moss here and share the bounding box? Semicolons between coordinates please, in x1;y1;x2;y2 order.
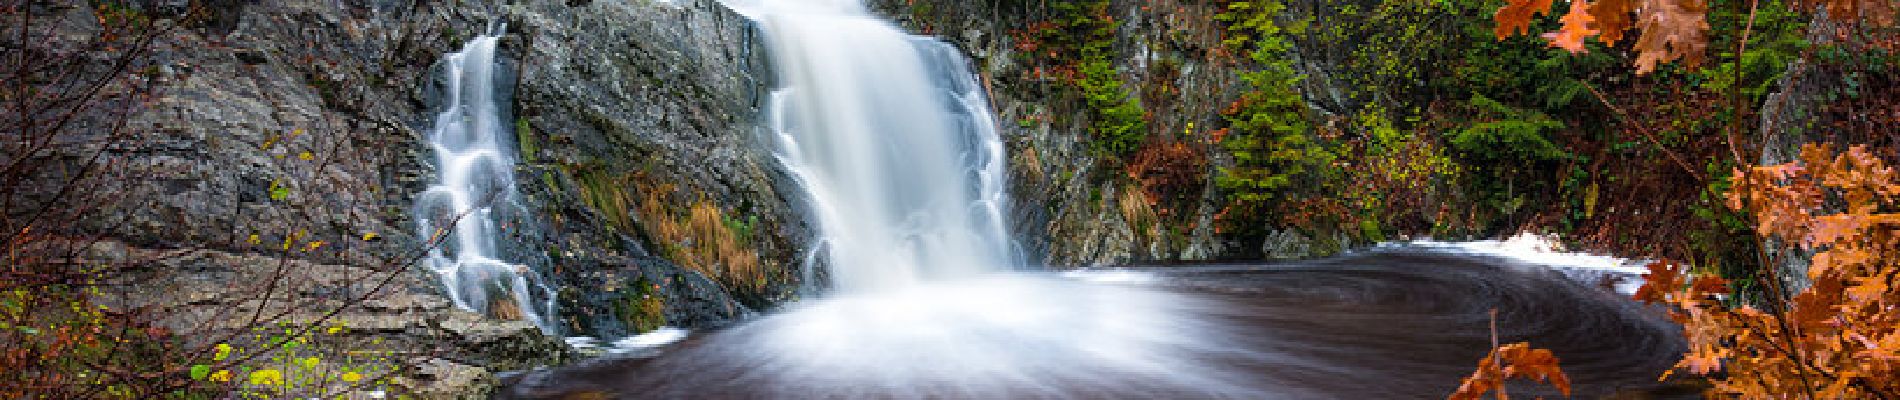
617;277;667;333
515;118;538;162
567;164;634;232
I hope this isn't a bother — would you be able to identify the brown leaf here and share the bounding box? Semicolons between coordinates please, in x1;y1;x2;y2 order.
1449;342;1572;399
1634;261;1685;304
1495;0;1556;39
1588;0;1637;45
1630;0;1710;74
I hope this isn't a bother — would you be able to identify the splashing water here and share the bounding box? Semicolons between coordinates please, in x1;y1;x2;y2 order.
414;26;557;332
745;0;1016;293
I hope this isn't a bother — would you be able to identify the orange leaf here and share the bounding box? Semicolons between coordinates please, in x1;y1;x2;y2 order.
1495;0;1556;39
1544;0;1600;53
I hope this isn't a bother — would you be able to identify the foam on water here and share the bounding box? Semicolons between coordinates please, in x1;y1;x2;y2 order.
1388;232;1651;294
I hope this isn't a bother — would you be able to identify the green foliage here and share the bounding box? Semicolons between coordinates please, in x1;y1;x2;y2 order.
3;283;173;397
267;179;290;201
1214;0;1334;232
1447;94;1572;222
1078;59;1149;156
1698;0;1807;102
1018;0;1149;158
723;214;758;245
170;320;398;398
1447;94;1570;163
619;277;667;333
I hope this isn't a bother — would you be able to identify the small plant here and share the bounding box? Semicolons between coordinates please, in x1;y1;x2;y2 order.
1448;342;1573;399
187;321;401;398
1210;0;1337;240
619;278;668;333
1449;309;1572;400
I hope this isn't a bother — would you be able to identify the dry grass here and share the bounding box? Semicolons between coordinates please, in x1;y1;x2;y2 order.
633;183;770;292
1118;184;1160;239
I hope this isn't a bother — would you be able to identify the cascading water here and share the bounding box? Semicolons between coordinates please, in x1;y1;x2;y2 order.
413;26;556;332
496;4;1688;397
746;0;1017;292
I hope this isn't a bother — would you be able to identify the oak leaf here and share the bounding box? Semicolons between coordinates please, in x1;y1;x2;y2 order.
1587;0;1637;45
1495;0;1556;39
1545;0;1601;53
1630;0;1710;74
1449;342;1572;400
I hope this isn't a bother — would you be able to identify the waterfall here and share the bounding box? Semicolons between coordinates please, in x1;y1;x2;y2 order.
413;26;557;332
741;0;1018;293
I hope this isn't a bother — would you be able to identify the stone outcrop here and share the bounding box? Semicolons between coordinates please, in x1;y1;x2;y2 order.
41;0;806;395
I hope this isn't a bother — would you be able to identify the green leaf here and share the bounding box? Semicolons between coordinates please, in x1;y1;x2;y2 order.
248;369;284;386
268;179;290;201
190;365;211;381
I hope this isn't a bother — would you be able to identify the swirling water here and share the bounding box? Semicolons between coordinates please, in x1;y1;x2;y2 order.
500;250;1688;398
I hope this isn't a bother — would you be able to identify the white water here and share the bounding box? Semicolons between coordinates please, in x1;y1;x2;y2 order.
1388;233;1651;294
741;0;1016;292
413;28;556;332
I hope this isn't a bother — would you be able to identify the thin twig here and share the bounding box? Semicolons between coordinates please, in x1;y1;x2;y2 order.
1583;83;1706;181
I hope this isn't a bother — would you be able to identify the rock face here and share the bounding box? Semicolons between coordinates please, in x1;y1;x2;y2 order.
88;240;565;399
499;0;806;335
43;0;806;395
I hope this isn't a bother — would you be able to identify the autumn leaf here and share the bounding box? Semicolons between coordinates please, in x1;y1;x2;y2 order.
1660;143;1900;397
1449;342;1573;400
1494;0;1556;39
1545;0;1601;53
1588;0;1637;45
1630;0;1710;74
1633;261;1685;304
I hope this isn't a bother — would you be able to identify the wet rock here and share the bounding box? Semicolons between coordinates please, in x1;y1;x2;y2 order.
1260;228;1315;260
62;0;789;340
402;357;496;400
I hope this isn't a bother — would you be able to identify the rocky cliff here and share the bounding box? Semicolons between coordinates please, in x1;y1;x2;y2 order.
41;0;806;396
